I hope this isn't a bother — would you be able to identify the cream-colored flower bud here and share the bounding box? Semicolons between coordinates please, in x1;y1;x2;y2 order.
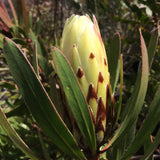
61;14;110;143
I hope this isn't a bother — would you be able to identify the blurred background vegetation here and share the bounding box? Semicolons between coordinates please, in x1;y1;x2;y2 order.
0;0;160;159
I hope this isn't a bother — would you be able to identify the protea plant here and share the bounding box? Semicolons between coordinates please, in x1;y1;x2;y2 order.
60;14;114;144
2;5;160;159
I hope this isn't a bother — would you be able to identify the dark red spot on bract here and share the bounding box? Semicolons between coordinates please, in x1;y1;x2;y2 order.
96;118;104;133
104;58;107;66
77;67;84;78
96;97;106;133
89;52;95;59
96;97;106;122
87;84;97;103
98;72;104;83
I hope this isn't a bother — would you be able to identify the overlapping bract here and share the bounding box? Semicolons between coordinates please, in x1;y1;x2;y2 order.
61;15;112;143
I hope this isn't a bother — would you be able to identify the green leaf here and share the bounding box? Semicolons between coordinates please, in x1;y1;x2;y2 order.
0;2;13;27
108;33;121;93
0;80;16;90
33;40;39;75
34;18;42;35
14;0;29;31
11;26;27;38
148;29;158;68
12;38;27;46
5;104;29;118
29;30;48;60
52;47;96;154
104;29;149;151
3;37;86;160
28;12;32;29
140;129;160;160
0;106;38;160
49;74;66;121
29;30;49;76
114;54;123;128
8;0;18;25
0;33;5;49
117;29;159;160
122;86;160;160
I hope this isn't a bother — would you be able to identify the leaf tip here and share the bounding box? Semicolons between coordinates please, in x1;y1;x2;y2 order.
3;37;7;46
3;37;12;48
52;46;62;54
139;28;142;34
116;32;120;38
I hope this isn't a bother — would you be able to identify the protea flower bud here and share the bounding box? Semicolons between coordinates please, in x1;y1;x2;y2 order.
61;15;112;143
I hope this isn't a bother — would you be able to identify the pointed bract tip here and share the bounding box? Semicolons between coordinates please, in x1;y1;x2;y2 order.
89;52;95;59
98;72;104;83
77;67;84;78
87;84;97;103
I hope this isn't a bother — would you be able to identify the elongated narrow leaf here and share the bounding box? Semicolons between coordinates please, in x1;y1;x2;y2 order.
3;37;86;160
52;47;96;154
0;80;16;90
108;33;121;93
106;54;125;160
148;29;158;68
104;29;149;150
8;0;18;25
140;129;160;160
33;40;39;75
0;1;13;27
29;30;49;76
114;54;123;128
5;104;29;118
0;33;5;49
122;86;160;160
14;0;28;31
0;106;38;160
11;26;27;38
